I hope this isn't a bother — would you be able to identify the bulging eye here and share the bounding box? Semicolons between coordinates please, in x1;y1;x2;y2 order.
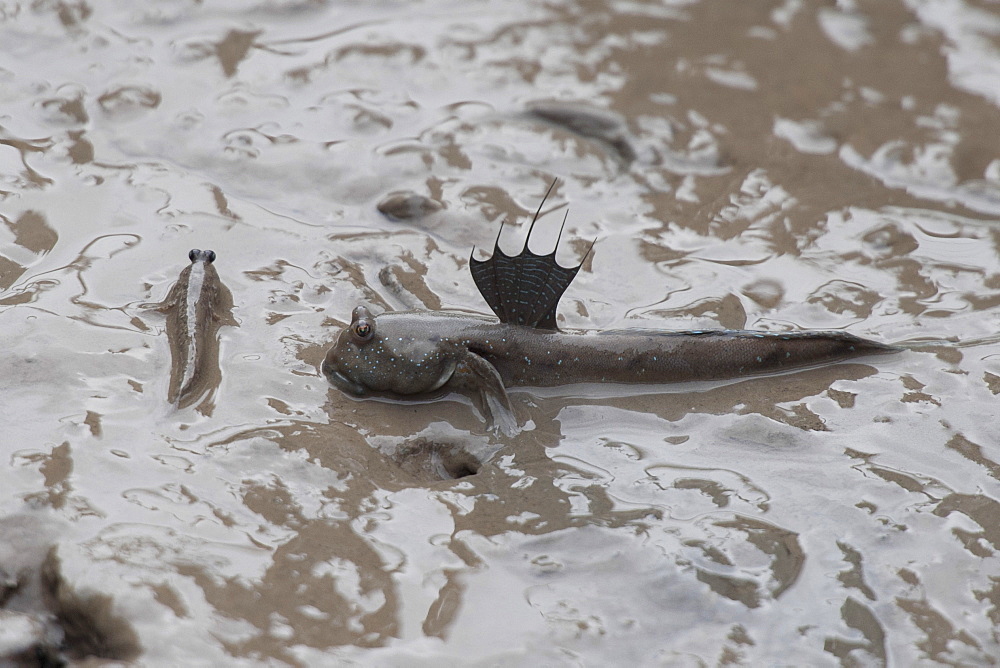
352;319;374;342
188;248;200;262
205;250;217;263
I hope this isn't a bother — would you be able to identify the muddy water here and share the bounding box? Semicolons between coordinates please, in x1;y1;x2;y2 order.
1;0;999;664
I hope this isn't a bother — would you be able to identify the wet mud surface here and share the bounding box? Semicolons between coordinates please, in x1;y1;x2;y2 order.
2;0;1000;664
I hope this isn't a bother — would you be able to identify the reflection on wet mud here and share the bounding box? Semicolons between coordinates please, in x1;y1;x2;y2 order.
523;101;641;165
0;211;58;293
3;0;1000;664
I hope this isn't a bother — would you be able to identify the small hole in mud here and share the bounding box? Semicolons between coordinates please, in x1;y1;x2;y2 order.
443;460;480;479
391;438;485;482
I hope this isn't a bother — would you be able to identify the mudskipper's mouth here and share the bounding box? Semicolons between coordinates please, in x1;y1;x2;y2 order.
323;365;367;396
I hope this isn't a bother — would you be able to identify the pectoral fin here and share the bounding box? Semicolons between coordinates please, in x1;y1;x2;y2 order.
138;279;181;312
449;350;518;436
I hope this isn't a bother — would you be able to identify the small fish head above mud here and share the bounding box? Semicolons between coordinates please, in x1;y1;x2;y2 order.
322;306;459;396
188;248;216;263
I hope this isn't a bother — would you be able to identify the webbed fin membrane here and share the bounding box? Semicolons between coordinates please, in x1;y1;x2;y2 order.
470;181;591;331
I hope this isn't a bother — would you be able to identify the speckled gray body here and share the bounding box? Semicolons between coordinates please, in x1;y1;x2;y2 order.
324;188;899;432
322;306;898;431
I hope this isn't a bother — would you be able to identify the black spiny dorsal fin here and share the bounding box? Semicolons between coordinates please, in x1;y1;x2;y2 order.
470;181;592;330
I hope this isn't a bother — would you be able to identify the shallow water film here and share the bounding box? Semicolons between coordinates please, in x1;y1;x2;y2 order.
2;0;1000;665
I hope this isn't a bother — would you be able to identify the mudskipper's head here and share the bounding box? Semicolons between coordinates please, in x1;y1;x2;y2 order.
188;248;217;263
322;305;456;396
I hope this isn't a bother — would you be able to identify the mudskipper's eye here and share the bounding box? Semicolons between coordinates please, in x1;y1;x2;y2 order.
188;249;200;262
205;250;216;263
352;319;374;342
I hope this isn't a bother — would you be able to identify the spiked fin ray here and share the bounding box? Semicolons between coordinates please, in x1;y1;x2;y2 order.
470;183;588;330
